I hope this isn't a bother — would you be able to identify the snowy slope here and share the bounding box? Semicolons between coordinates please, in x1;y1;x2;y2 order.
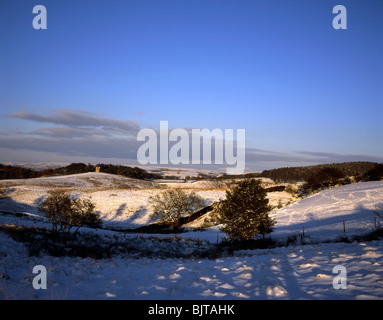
0;172;158;189
270;181;383;243
149;181;383;244
0;172;162;228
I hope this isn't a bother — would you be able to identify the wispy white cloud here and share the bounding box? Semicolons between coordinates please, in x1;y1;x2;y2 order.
8;109;140;135
28;127;113;138
1;108;141;161
0;135;139;160
2;108;382;170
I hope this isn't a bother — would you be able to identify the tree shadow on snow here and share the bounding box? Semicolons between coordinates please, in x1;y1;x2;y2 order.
0;194;45;221
274;202;383;240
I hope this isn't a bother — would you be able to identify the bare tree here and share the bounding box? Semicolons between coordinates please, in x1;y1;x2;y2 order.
149;189;205;229
39;190;100;233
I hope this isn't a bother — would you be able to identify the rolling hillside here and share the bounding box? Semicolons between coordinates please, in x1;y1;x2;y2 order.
1;176;383;299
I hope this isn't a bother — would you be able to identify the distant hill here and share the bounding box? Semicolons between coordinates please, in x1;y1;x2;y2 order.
259;161;379;183
2;162;68;171
1;161;381;183
0;163;161;181
0;172;158;189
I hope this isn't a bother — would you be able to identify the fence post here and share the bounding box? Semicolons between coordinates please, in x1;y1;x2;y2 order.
302;225;305;236
343;220;346;233
375;216;377;229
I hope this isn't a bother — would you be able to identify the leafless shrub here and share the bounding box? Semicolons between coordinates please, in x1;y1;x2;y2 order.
149;189;205;228
39;190;101;233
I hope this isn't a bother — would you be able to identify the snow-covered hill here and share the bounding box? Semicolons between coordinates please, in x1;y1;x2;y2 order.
0;172;158;189
156;181;383;244
0;172;226;230
270;181;383;243
1;179;383;300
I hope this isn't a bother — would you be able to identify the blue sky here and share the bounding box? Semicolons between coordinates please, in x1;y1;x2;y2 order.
0;0;382;171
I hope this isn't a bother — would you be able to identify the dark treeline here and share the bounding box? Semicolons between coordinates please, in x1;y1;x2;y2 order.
1;161;382;182
259;162;381;183
0;164;41;180
93;163;161;180
0;163;161;180
214;162;381;183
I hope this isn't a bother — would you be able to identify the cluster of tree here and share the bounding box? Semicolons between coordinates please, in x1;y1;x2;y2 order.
39;176;276;241
0;164;42;180
302;167;346;193
218;172;262;180
93;163;161;180
301;163;383;194
150;179;275;241
260;162;379;183
183;162;381;184
363;163;383;181
0;163;161;180
39;190;101;234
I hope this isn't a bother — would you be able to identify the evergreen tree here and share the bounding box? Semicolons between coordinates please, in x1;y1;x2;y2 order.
217;179;275;241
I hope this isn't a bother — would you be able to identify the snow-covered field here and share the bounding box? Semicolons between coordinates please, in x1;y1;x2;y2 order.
0;172;227;230
0;172;293;230
2;231;383;300
1;173;383;300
